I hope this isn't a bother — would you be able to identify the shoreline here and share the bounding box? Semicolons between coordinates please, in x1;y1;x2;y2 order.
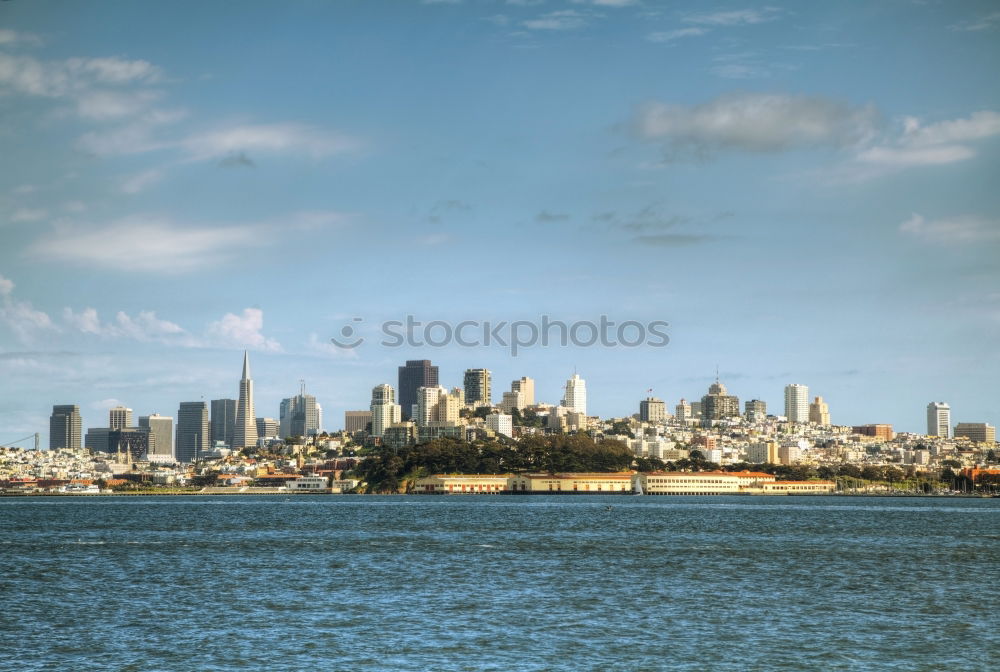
1;491;994;499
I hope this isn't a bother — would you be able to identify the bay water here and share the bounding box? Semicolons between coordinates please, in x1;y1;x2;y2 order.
1;495;997;671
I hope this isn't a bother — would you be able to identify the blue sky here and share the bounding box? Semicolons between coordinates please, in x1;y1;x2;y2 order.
1;0;998;445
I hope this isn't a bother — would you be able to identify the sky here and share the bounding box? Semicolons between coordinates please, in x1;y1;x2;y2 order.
1;0;998;446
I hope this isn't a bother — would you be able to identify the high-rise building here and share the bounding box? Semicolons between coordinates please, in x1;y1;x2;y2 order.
639;397;666;423
139;414;173;459
49;405;82;451
176;401;209;463
744;399;767;423
85;428;111;455
256;417;279;439
563;374;587;415
926;402;951;438
398;360;439;420
512;377;535;406
784;384;809;423
279;391;320;438
954;423;995;443
232;351;258;449
463;369;492;407
701;379;739;424
675;399;692;424
416;385;446;427
109;429;149;462
344;411;372;434
436;391;461;423
108;406;133;430
370;384;402;438
210;399;237;447
809;397;830;425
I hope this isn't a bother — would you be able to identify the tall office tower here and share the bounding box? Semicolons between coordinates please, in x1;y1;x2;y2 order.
176;401;209;463
416;385;446;427
809;397;831;425
210;398;237;447
85;427;112;455
639;397;666;423
370;384;402;438
675;399;692;423
233;351;258;449
563;374;587;415
926;402;951;438
744;399;767;423
701;379;739;424
139;414;173;459
398;360;439;420
108;406;133;430
463;369;492;407
344;411;372;433
256;417;279;439
49;405;82;451
784;384;809;423
280;391;320;437
512;377;535;406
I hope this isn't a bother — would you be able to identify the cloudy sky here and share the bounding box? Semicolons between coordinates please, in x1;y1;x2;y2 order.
1;0;998;444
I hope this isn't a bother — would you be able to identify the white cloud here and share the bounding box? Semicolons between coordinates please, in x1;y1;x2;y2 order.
856;111;1000;170
91;398;125;411
636;93;877;156
0;52;159;99
306;332;359;360
180;123;358;161
0;274;56;344
120;168;165;194
950;11;1000;32
0;29;43;48
75;89;162;120
899;214;1000;245
900;110;1000;147
75;108;187;157
647;28;708;43
855;145;974;166
63;307;102;334
684;7;780;26
523;10;590;31
10;208;47;223
207;308;282;352
30;215;261;272
63;307;190;343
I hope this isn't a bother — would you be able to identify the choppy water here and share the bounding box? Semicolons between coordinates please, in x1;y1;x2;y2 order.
1;495;997;671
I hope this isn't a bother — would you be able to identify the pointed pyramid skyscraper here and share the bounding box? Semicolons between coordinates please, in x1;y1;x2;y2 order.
233;350;258;449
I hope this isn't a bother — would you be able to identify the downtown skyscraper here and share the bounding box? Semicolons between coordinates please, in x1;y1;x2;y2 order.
232;351;258;449
398;360;439;420
49;405;82;451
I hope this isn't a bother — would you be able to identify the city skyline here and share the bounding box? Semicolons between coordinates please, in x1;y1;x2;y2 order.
1;1;998;445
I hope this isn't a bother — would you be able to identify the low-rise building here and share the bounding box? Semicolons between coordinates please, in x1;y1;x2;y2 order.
509;472;634;493
413;474;512;494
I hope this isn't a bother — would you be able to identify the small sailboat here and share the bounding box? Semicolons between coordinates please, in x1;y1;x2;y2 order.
634;478;644;496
